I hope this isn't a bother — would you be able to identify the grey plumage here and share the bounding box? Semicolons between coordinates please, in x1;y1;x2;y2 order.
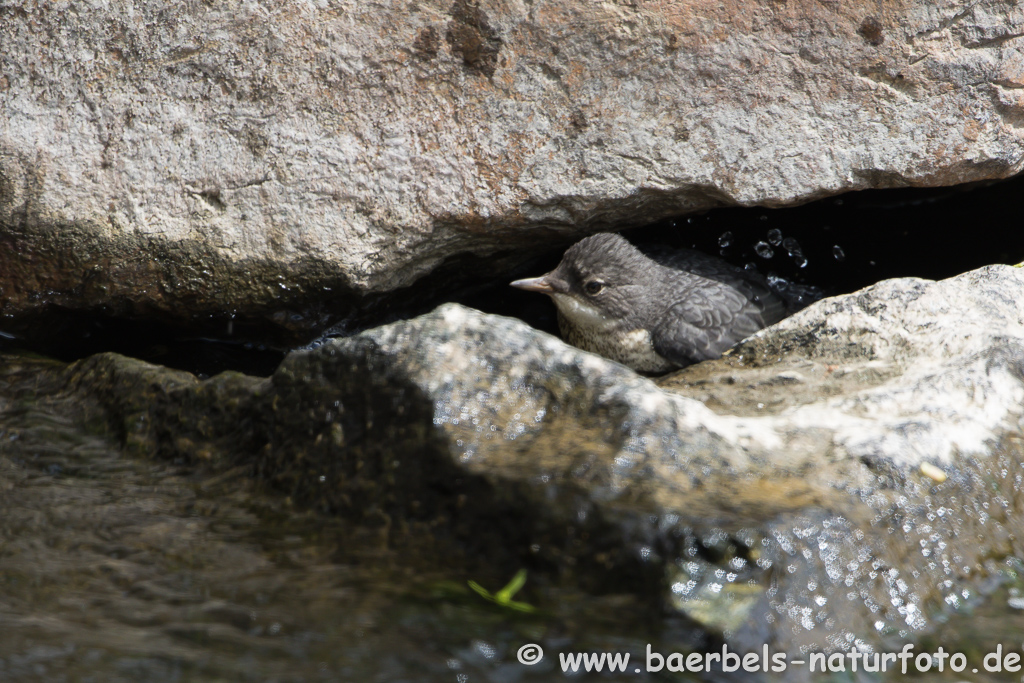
511;232;798;373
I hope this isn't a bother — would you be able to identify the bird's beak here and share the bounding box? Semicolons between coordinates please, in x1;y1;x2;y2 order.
510;275;556;294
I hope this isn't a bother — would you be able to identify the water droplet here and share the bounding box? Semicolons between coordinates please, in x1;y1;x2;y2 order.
833;245;846;261
755;241;774;259
767;229;782;245
718;231;733;248
781;236;805;266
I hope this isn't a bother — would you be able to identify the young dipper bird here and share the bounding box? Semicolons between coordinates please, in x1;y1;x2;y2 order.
510;232;790;373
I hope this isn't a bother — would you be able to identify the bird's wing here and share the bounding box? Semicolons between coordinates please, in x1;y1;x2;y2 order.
647;247;794;324
650;280;766;366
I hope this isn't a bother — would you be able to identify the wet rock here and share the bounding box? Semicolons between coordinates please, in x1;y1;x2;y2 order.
269;265;1024;654
3;1;1024;329
34;265;1024;656
56;345;666;600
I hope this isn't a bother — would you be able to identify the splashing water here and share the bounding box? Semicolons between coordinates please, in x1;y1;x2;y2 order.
755;241;775;259
782;237;807;268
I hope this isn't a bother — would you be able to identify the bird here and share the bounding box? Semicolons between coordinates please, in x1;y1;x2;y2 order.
510;232;795;373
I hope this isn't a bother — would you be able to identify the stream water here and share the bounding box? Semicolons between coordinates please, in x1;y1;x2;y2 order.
6;356;1024;683
0;366;708;682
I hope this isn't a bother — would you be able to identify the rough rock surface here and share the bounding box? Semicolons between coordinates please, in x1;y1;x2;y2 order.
3;0;1024;328
41;264;1024;657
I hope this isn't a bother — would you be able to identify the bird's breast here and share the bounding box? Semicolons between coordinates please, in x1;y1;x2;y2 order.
557;313;677;373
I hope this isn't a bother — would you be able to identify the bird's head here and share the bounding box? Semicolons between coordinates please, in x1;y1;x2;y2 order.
510;233;651;327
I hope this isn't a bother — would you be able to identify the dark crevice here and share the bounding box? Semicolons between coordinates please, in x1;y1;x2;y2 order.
443;173;1024;342
2;173;1023;377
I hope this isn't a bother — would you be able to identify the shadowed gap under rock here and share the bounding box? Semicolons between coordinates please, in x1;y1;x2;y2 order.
1;174;1021;376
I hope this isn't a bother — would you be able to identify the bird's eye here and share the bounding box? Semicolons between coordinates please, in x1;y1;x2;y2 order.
584;280;605;295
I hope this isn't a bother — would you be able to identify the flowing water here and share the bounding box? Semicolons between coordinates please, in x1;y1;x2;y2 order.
0;363;709;682
6;358;1024;682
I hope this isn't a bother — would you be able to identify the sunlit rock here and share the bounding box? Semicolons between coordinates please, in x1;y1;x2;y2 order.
3;1;1024;329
